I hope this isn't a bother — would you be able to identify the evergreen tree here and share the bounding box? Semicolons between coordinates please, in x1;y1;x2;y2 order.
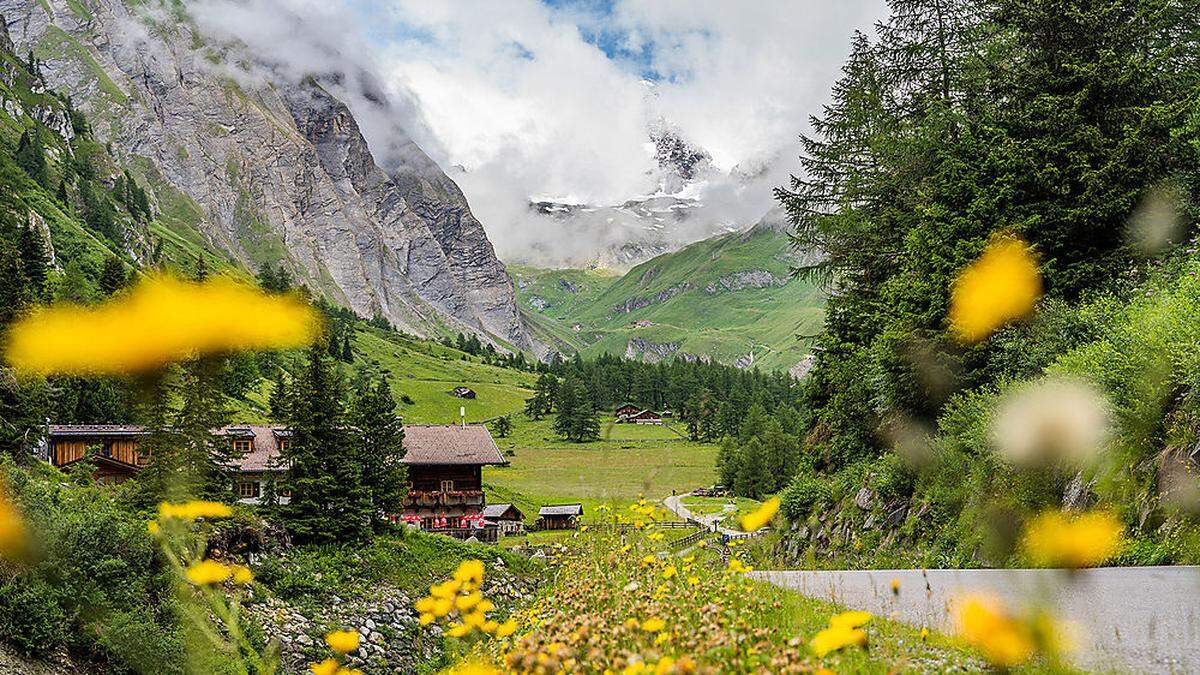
492;415;512;438
17;221;48;300
341;333;353;363
15;128;50;189
55;178;69;207
553;377;600;442
268;369;290;422
349;372;407;529
281;345;370;543
98;256;128;297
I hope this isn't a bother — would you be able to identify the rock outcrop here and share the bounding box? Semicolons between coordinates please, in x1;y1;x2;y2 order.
0;0;537;352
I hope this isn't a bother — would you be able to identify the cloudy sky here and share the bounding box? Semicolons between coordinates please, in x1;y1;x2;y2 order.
193;0;887;262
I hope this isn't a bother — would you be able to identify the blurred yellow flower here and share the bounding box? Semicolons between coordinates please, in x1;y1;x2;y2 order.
890;578;900;595
662;565;677;580
419;612;435;626
447;661;501;675
739;496;780;532
5;275;320;375
829;610;872;630
447;622;472;638
325;629;360;654
310;658;339;675
1021;510;1122;568
687;576;700;587
157;500;232;521
232;565;254;585
146;520;159;535
640;617;665;633
948;237;1041;343
454;559;486;586
185;559;232;586
0;485;27;557
810;624;867;657
953;594;1034;668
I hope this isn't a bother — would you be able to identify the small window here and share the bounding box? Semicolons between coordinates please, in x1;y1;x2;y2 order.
440;480;454;492
236;481;260;498
231;439;252;455
277;438;291;453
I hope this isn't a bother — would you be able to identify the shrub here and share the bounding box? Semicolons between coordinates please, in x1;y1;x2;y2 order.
0;576;66;655
872;452;915;502
781;473;832;520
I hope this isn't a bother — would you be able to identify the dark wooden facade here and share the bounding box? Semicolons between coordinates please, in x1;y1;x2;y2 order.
402;464;485;529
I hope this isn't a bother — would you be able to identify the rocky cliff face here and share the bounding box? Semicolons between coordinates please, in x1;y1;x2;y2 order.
0;0;537;352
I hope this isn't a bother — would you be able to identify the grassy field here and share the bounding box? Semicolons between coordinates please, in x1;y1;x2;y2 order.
230;325;538;425
483;415;717;523
680;495;762;523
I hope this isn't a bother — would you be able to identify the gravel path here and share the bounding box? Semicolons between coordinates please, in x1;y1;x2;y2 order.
752;566;1200;673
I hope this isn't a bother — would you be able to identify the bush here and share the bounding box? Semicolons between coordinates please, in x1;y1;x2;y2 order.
0;576;66;655
872;452;915;502
781;473;832;520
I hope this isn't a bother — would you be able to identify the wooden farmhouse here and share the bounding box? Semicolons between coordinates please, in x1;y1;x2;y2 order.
398;424;507;531
538;503;583;530
614;403;640;419
624;410;664;425
43;424;509;536
482;503;525;536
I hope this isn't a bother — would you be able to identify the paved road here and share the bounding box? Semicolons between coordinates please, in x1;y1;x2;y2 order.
752;566;1200;673
662;493;746;536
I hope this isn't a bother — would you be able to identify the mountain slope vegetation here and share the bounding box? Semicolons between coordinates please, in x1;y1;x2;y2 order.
513;220;825;372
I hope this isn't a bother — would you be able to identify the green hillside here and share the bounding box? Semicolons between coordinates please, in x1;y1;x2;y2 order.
511;224;825;372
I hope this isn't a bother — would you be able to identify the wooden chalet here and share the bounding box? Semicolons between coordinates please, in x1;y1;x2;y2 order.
622;409;664;425
538;503;583;530
451;386;477;399
399;424;507;531
44;425;149;484
44;424;291;501
482;503;525;536
614;403;640;419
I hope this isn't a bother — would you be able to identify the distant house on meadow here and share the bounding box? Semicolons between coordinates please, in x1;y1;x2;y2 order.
482;503;525;536
625;410;663;425
538;503;583;530
660;408;674;419
399;424;507;533
451;386;476;399
614;403;640;419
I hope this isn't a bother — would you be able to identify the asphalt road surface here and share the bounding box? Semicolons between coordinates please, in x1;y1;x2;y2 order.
752;566;1200;673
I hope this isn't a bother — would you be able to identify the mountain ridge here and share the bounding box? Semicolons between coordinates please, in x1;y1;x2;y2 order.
0;0;539;354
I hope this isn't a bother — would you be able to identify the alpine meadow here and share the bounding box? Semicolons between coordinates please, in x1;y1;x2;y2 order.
1;1;1200;674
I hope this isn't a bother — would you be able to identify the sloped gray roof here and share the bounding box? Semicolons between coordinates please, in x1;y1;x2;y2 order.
482;503;523;520
401;424;506;465
538;503;583;517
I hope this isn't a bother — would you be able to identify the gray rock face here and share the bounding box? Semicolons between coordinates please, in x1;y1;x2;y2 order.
1;0;536;352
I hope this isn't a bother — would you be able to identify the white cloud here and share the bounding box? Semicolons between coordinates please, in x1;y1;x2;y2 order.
187;0;887;265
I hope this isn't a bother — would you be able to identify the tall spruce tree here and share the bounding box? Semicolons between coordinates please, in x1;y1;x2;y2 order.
554;377;599;443
17;220;48;300
15;128;50;189
281;344;370;543
349;372;406;529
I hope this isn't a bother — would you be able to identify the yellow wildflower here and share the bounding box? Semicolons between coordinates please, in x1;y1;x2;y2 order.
476;599;495;614
310;658;339;675
447;622;473;638
953;594;1034;668
890;578;900;595
232;565;254;585
829;610;872;630
640;554;656;567
580;525;589;532
495;619;518;638
419;613;435;626
662;565;677;580
810;624;868;657
1021;510;1123;569
696;540;707;549
325;629;360;654
0;487;26;557
640;617;665;633
687;576;700;587
447;661;501;675
948;236;1041;344
739;496;781;532
5;275;320;375
456;592;482;612
157;500;232;521
920;627;929;641
454;559;486;586
185;559;232;586
654;657;675;674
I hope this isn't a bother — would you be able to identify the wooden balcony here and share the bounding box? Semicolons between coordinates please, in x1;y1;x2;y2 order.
403;490;485;507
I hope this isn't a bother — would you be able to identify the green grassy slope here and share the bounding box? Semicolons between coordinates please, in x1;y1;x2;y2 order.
512;225;825;372
483;414;717;522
